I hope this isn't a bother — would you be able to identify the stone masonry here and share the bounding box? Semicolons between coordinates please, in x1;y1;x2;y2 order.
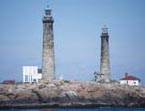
100;26;110;82
42;7;55;80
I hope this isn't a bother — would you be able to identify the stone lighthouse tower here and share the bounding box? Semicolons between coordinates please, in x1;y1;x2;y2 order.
42;6;55;80
100;25;110;82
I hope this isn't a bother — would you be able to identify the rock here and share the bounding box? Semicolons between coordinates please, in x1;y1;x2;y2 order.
0;95;9;101
0;80;145;108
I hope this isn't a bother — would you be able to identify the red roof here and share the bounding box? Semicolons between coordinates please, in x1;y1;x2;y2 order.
3;80;15;84
120;73;141;81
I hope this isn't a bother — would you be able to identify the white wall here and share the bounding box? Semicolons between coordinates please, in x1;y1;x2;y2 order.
120;80;139;86
23;66;42;83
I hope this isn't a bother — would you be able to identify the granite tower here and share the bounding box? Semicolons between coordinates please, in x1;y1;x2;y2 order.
100;25;110;82
42;7;55;80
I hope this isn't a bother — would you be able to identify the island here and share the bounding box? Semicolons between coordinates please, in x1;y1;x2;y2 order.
0;80;145;109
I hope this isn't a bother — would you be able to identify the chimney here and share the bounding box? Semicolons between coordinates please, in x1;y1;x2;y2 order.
125;73;128;78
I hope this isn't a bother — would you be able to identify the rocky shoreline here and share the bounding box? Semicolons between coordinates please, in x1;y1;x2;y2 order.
0;80;145;109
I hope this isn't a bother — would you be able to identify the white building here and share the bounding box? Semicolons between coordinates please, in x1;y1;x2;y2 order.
23;66;42;83
120;73;141;86
93;72;105;81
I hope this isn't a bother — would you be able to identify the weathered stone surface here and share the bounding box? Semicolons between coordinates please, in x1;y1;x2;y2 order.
100;26;110;82
42;7;55;80
0;80;145;109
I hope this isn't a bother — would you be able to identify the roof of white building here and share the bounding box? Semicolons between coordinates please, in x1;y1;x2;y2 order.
120;73;141;81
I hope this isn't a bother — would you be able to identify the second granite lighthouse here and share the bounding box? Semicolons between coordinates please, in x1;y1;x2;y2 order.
42;7;55;80
100;25;110;82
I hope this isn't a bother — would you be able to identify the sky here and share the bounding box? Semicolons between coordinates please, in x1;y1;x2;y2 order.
0;0;145;84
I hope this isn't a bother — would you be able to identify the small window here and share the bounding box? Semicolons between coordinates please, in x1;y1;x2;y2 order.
25;75;29;82
134;82;136;85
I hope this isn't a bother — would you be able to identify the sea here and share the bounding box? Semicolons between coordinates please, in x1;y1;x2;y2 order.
0;108;145;111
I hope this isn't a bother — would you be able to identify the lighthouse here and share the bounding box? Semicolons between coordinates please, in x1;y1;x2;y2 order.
100;25;110;82
42;6;55;80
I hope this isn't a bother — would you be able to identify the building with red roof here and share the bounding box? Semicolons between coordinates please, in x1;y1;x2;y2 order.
120;73;141;86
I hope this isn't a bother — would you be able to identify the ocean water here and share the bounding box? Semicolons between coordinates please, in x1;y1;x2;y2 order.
0;108;145;111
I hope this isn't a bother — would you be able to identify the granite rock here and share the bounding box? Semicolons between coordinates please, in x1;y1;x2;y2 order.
0;80;145;108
